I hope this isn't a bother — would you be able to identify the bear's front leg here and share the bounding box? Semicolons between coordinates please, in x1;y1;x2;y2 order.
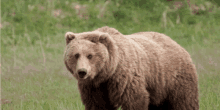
84;103;95;110
85;104;118;110
120;79;150;110
78;83;97;110
78;82;118;110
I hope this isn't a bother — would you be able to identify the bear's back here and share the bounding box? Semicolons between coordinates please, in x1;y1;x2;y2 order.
128;32;183;54
127;32;192;62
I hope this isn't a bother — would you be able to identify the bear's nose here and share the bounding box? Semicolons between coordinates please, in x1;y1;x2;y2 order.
77;69;87;78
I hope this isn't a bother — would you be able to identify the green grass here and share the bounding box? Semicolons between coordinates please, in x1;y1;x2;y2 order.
1;0;220;110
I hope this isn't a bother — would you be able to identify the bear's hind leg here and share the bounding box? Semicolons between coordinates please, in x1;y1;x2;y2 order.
167;83;199;110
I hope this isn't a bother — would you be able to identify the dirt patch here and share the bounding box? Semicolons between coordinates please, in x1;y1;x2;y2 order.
1;99;12;104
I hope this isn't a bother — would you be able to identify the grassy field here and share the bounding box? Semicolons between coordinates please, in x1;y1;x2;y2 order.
1;0;220;110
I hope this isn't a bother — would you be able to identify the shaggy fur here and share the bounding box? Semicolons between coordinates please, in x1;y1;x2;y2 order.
64;26;199;110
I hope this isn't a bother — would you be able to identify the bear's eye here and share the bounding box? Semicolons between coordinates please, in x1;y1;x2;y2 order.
87;54;93;59
75;53;80;59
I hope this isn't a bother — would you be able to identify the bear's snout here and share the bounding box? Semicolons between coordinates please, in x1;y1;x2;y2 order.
77;68;87;78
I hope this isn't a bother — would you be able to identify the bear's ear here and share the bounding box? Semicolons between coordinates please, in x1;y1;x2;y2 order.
99;33;111;47
98;33;119;75
65;32;76;45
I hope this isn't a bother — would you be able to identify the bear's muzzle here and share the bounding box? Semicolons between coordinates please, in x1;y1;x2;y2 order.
77;68;87;78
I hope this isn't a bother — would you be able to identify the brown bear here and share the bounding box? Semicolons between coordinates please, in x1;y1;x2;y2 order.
64;26;199;110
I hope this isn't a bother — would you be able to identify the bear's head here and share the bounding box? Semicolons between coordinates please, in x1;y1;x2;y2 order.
64;31;119;83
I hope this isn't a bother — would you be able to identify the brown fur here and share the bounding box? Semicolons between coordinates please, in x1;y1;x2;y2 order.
64;26;199;110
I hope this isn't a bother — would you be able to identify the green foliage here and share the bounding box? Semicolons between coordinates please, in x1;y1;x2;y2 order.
2;0;220;46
